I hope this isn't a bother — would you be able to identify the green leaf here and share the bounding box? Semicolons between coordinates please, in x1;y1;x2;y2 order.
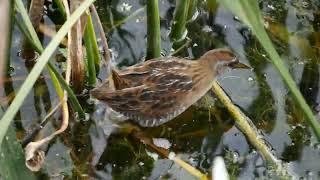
15;0;43;52
53;0;67;21
47;62;85;118
170;0;190;41
0;108;36;180
0;0;95;147
84;13;100;86
218;0;320;140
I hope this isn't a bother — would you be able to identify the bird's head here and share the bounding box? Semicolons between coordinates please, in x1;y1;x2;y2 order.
200;48;250;75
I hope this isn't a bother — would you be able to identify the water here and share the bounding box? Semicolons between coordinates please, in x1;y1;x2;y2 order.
2;0;320;179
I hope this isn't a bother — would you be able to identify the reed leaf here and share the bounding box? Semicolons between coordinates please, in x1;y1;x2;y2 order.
14;18;41;52
0;0;95;147
84;12;100;86
54;0;67;21
218;0;320;139
170;0;190;41
15;0;43;52
47;62;85;118
87;13;100;73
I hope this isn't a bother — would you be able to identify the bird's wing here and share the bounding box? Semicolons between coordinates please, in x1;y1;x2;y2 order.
117;57;193;87
119;57;191;74
91;70;195;127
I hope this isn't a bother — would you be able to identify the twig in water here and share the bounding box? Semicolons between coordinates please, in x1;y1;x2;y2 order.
21;100;64;147
131;130;208;180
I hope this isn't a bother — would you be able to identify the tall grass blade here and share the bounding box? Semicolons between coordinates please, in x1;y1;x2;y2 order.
218;0;320;139
84;12;100;86
47;62;85;117
15;0;43;51
53;0;67;21
86;13;100;73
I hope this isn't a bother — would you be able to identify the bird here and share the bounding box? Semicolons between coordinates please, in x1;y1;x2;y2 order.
91;48;250;127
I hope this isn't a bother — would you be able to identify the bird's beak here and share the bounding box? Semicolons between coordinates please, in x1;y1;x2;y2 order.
228;58;251;69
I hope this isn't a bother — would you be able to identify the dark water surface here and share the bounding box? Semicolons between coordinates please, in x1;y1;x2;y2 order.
3;0;320;179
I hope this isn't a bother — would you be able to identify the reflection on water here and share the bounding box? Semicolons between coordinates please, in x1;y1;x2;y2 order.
2;0;320;179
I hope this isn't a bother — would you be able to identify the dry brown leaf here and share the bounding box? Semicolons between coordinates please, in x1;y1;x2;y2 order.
0;0;10;94
24;97;68;171
25;141;45;171
69;0;86;92
28;0;45;31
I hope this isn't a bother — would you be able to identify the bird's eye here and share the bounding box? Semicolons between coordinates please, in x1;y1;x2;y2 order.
226;52;236;59
220;51;236;61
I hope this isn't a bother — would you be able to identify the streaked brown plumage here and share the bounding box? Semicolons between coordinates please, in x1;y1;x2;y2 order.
91;48;249;127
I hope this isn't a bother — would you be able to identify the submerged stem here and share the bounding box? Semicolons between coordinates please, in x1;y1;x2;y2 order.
211;81;288;176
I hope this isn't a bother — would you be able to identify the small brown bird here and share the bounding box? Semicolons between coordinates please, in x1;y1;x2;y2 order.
91;48;249;127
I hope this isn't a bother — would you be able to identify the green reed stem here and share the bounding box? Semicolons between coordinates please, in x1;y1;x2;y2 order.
187;0;197;20
84;33;97;86
146;0;161;59
207;0;217;14
170;0;190;41
3;0;14;74
54;0;67;21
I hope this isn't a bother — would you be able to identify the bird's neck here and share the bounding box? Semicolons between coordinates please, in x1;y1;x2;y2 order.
198;58;219;77
191;59;217;89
